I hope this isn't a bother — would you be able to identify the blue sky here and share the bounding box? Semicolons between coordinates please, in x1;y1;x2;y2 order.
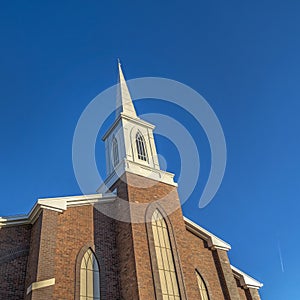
1;1;300;298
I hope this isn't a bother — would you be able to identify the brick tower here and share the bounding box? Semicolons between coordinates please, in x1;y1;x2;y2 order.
0;63;263;300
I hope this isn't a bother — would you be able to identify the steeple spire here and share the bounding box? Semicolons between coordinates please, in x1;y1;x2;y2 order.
98;62;176;193
116;60;137;118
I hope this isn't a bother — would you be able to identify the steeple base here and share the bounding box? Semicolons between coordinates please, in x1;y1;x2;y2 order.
97;159;177;194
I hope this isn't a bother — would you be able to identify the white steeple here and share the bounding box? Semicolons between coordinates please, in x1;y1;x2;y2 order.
97;62;176;193
116;60;138;118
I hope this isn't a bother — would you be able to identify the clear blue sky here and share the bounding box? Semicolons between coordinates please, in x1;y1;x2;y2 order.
1;1;299;298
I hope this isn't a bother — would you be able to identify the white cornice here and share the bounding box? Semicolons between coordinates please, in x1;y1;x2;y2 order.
231;265;263;289
184;217;263;289
184;217;231;251
97;159;177;193
0;193;116;228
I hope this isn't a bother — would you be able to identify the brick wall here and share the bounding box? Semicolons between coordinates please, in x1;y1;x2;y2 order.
111;172;242;300
53;205;94;299
0;171;262;300
93;206;120;299
246;288;261;300
111;172;253;300
53;204;120;300
0;224;31;299
182;230;226;299
235;277;248;300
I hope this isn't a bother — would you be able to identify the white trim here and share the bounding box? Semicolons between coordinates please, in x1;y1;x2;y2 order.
0;193;116;228
26;278;55;295
97;159;177;193
184;217;231;251
231;265;263;289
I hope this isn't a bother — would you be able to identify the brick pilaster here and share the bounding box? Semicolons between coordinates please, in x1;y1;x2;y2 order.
246;287;261;300
25;209;58;300
111;172;187;300
213;249;240;300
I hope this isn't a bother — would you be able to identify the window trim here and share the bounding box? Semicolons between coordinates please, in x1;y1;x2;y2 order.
112;137;119;167
151;209;181;299
145;204;187;300
195;270;210;300
80;248;101;300
135;131;148;162
75;244;106;300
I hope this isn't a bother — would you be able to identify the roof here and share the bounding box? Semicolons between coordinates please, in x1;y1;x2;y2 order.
0;193;263;290
0;193;116;227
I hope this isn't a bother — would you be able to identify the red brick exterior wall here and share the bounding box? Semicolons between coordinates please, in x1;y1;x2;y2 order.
183;230;226;299
112;172;187;299
236;278;248;300
111;172;248;300
24;214;42;299
54;205;93;300
0;224;31;299
0;172;262;300
246;288;261;300
52;204;120;300
31;209;58;300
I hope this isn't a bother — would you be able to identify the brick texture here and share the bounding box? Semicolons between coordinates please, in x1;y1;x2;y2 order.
110;172;243;300
246;288;261;300
236;277;248;300
0;224;31;299
213;249;241;300
0;171;262;300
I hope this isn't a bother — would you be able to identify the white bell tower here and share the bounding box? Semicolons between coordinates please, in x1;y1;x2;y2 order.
97;62;176;193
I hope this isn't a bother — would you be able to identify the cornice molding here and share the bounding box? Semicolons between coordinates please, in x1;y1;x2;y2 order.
184;217;263;290
97;159;177;193
0;193;116;228
184;217;231;251
231;265;263;290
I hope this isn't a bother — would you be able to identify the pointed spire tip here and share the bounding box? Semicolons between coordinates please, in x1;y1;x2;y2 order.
116;61;137;119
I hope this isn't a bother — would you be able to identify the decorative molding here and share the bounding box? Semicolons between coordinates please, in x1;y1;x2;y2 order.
145;205;188;300
0;193;116;228
26;278;55;295
97;159;177;193
231;265;263;290
184;217;231;251
185;217;263;290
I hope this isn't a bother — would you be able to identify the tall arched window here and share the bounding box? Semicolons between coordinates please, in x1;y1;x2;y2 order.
112;137;119;167
196;271;209;300
151;209;180;299
136;132;147;161
80;248;100;300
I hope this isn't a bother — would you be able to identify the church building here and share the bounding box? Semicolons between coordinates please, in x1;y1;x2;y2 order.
0;63;263;300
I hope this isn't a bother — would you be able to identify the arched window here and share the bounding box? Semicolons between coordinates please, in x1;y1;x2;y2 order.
196;271;209;300
136;132;147;161
151;209;180;299
112;137;119;167
80;248;100;300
